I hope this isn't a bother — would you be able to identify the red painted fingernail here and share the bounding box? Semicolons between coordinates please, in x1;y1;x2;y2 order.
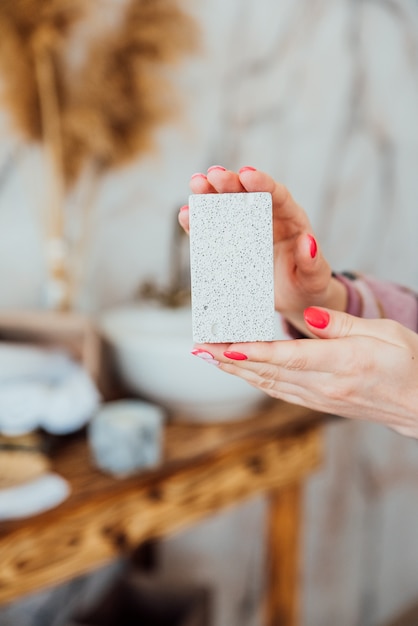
179;204;189;212
308;234;317;258
223;351;248;361
191;172;207;180
239;166;257;173
191;349;220;365
304;307;330;329
207;165;226;173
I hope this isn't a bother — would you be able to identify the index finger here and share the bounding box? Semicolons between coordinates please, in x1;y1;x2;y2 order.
238;168;312;234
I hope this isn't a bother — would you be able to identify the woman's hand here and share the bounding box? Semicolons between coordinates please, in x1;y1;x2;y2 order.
191;306;418;437
179;166;347;331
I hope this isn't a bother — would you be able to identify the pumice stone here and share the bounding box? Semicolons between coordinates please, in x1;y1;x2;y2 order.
189;192;275;343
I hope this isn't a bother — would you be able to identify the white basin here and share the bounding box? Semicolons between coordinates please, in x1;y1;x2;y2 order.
99;304;282;422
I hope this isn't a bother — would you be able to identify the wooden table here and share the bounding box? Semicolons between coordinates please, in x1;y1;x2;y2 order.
0;400;326;626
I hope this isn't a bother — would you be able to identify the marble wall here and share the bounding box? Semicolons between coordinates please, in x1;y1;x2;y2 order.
2;0;418;625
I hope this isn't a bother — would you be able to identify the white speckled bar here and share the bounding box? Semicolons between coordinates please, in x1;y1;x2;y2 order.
189;192;275;343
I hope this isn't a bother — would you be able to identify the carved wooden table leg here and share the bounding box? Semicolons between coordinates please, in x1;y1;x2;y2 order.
265;483;301;626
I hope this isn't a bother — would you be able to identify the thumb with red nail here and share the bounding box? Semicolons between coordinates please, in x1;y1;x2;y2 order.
203;307;418;438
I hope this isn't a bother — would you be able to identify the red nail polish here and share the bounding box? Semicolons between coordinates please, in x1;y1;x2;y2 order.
308;234;317;258
239;166;257;173
304;307;330;329
207;165;226;173
223;351;248;361
179;204;189;212
191;172;207;180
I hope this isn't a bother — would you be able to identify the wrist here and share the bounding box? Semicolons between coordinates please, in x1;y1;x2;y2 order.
323;276;348;312
332;272;365;317
281;277;348;338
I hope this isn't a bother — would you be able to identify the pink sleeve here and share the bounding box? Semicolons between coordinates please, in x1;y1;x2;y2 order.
333;272;418;332
283;272;418;338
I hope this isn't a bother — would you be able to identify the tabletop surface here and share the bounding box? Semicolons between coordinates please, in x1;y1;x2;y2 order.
0;398;327;536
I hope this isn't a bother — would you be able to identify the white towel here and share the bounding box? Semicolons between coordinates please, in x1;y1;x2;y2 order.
0;343;100;436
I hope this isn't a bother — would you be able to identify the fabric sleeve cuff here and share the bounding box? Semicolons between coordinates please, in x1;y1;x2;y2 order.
332;272;362;317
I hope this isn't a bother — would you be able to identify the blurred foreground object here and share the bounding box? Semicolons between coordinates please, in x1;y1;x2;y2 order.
0;0;197;310
88;399;165;477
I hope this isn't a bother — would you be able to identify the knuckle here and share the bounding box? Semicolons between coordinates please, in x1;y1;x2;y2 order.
329;381;352;402
338;313;355;337
258;377;277;393
286;356;309;371
320;378;353;403
378;318;405;342
283;344;309;371
256;364;279;393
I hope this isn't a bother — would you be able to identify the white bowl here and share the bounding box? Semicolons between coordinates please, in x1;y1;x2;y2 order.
99;305;281;422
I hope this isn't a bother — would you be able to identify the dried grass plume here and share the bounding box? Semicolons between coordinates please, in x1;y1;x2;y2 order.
0;0;197;187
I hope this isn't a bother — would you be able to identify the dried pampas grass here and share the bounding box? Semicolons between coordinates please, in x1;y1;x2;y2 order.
0;0;197;187
61;0;197;183
0;0;196;311
0;0;85;145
